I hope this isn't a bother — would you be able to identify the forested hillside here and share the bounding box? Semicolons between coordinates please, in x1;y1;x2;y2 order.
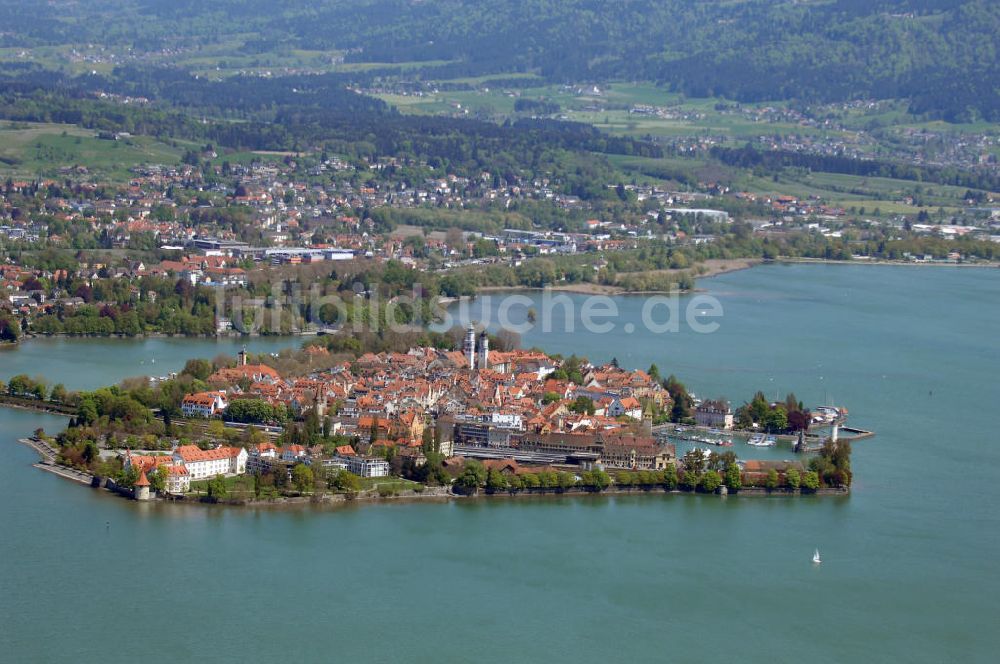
0;0;997;120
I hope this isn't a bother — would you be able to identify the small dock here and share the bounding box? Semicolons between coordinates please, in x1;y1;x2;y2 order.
837;426;875;441
652;421;875;451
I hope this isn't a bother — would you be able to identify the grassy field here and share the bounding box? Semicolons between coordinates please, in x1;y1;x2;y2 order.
738;171;972;214
0;122;185;180
376;80;849;142
609;152;978;213
190;474;258;500
358;477;421;492
608;154;734;186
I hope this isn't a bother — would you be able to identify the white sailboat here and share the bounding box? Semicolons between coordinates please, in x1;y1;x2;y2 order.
812;548;822;564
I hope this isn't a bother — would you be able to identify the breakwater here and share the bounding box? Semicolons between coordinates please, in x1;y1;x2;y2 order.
0;395;76;416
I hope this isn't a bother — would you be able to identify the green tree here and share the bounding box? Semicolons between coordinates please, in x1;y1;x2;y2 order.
149;466;167;493
616;471;635;488
681;448;707;475
724;463;742;491
181;358;213;381
765;468;780;491
206;419;226;439
681;470;700;491
330;469;362;493
120;465;140;488
456;460;486;491
786;468;801;491
665;375;693;423
763;406;788;433
485;469;508;493
292;464;314;493
49;383;68;403
7;374;35;397
581;469;611;491
802;471;821;492
662;464;678;490
207;474;228;500
541;391;561;404
747;391;770;426
226;398;281;424
701;470;722;493
0;314;20;342
809;439;852;487
569;396;595;415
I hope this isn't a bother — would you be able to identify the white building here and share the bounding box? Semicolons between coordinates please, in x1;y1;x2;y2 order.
165;465;191;493
174;445;247;480
342;455;390;478
181;391;228;418
694;400;734;430
489;412;523;429
246;442;279;475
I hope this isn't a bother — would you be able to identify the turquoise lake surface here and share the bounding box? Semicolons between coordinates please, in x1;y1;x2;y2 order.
1;263;998;662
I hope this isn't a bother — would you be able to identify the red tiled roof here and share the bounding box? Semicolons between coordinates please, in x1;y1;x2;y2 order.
175;445;241;463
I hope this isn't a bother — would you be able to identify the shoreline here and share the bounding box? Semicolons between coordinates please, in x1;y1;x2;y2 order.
170;485;849;510
0;396;75;416
21;447;849;509
467;258;763;297
453;254;1000;300
777;257;1000;269
16;331;305;341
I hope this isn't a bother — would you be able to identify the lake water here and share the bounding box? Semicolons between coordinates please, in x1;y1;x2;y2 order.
0;336;300;391
1;264;998;663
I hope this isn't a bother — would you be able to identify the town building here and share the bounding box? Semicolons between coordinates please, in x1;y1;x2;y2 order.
173;445;248;480
181;391;228;418
341;455;390;478
695;400;734;430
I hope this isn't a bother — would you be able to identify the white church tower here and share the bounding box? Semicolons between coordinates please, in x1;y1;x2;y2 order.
478;330;489;371
464;323;477;370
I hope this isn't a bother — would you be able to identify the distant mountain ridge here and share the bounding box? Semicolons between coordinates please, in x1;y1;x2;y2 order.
0;0;997;120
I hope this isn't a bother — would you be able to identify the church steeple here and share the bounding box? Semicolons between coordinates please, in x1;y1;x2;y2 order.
478;330;489;371
464;323;476;370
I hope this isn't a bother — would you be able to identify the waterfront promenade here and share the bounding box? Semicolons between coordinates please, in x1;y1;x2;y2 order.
17;436;94;485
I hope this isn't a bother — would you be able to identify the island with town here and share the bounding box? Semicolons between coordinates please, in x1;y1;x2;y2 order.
10;325;857;506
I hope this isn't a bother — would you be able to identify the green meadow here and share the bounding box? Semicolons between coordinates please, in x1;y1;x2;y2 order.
0;122;185;180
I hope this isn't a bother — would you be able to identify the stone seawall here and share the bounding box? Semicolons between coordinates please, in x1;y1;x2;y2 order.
144;482;849;510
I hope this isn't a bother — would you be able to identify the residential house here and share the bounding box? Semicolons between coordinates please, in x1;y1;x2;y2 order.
180;391;228;418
